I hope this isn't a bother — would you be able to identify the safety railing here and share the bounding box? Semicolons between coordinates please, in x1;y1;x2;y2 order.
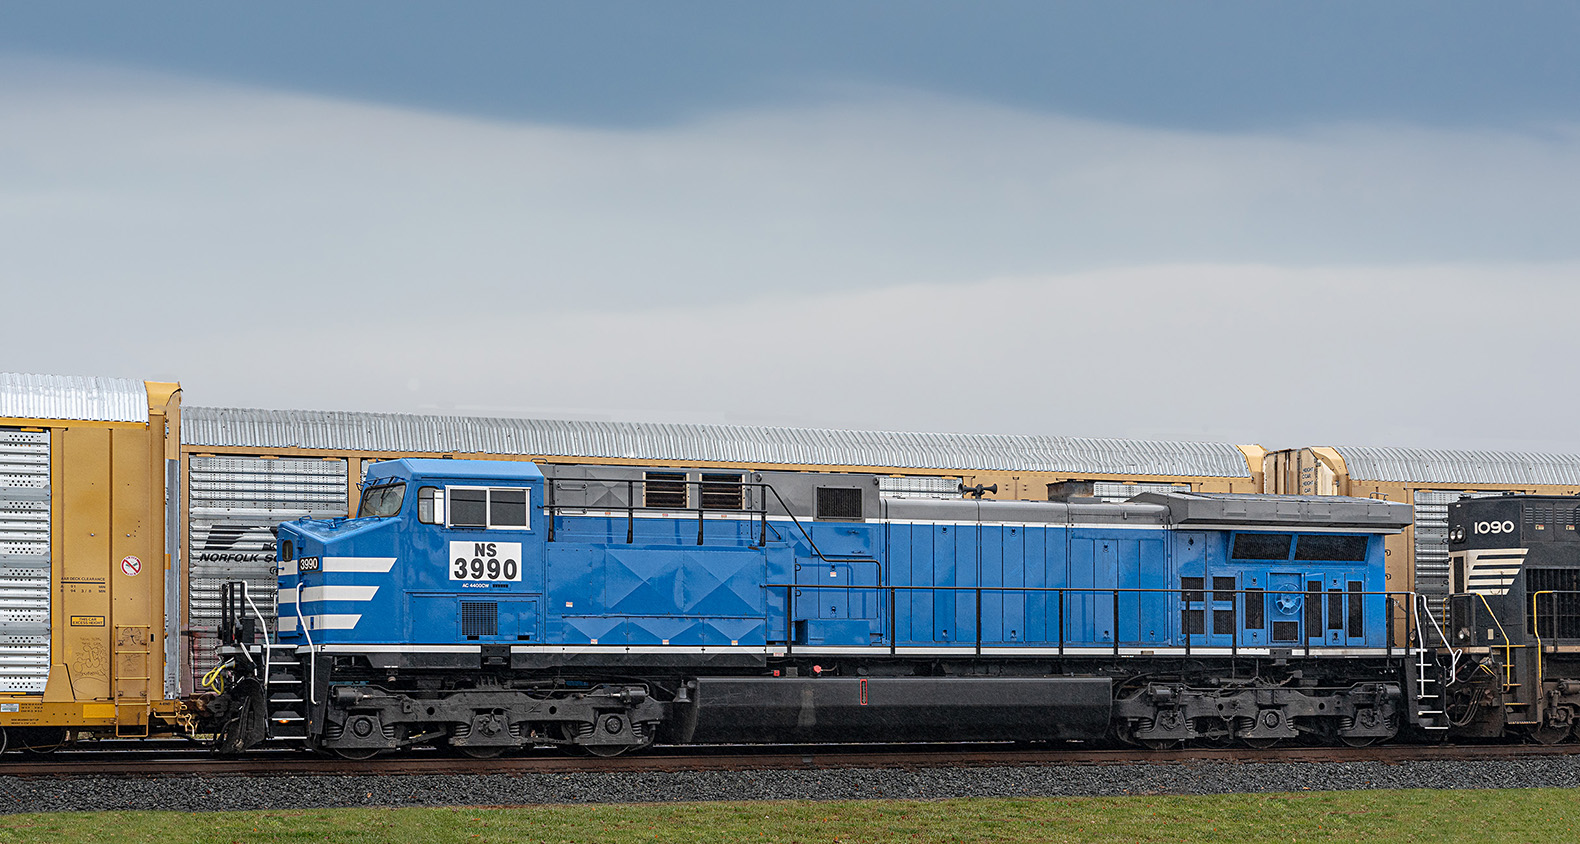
1531;589;1580;693
542;476;880;575
766;583;1421;659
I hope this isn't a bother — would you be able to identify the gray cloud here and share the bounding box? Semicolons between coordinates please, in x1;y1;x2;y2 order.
4;57;1578;452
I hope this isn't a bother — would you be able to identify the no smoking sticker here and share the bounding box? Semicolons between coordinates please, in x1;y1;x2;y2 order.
121;555;141;576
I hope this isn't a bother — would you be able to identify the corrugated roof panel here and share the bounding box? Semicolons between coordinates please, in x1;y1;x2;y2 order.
1335;446;1580;486
0;373;147;423
182;406;1253;478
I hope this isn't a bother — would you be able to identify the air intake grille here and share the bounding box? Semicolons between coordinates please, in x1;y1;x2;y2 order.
1528;569;1580;639
461;602;498;637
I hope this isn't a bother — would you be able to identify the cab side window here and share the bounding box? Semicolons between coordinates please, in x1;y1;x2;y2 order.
417;487;443;524
449;488;488;528
491;489;527;527
445;486;530;530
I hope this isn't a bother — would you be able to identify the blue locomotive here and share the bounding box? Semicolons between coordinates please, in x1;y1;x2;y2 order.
211;459;1421;756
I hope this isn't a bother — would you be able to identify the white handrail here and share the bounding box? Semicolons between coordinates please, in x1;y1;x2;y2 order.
1413;592;1459;684
297;581;319;705
242;587;274;690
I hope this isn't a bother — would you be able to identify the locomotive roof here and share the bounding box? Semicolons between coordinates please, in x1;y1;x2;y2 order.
365;458;544;482
1132;491;1413;532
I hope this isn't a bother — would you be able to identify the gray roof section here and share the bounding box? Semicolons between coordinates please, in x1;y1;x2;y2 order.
1133;491;1414;531
0;373;147;423
1334;446;1580;486
183;406;1254;478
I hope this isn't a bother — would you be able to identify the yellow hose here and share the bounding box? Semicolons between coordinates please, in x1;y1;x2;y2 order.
201;659;234;693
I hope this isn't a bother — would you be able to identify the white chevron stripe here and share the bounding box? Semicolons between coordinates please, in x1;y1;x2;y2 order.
299;585;380;603
322;557;397;573
303;614;362;630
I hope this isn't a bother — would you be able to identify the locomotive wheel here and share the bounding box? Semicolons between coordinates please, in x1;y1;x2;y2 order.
1339;735;1377;748
1241;737;1282;750
582;743;633;758
1528;723;1572;746
1139;738;1182;751
458;745;507;759
332;747;382;760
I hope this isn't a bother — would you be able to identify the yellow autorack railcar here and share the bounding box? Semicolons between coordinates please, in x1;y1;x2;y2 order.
0;374;196;749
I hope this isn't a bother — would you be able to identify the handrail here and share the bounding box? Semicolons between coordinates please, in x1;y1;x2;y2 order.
1414;592;1459;683
541;476;881;572
241;586;274;691
1529;589;1580;697
1469;592;1516;692
297;581;318;705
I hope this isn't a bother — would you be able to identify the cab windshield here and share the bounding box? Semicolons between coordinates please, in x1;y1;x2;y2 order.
359;481;407;518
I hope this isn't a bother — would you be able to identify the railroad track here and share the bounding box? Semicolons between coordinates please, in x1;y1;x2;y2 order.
1;742;1577;779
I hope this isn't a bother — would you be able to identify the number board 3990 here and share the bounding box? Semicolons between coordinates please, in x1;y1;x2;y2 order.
449;541;522;582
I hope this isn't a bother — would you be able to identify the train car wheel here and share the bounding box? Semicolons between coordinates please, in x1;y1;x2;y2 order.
1528;723;1572;746
458;745;506;759
1139;738;1182;751
1339;735;1377;748
1242;737;1281;749
13;727;65;754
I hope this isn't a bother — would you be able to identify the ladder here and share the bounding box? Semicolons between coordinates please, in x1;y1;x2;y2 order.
1410;595;1451;731
113;624;153;738
1500;645;1540;726
259;642;308;742
1412;646;1449;730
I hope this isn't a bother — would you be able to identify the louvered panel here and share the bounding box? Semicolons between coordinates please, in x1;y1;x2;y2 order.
186;455;347;685
0;428;50;694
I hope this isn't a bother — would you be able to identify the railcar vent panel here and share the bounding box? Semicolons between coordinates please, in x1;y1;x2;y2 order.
0;428;50;693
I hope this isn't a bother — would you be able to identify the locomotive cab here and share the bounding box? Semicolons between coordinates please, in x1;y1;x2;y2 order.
278;459;547;655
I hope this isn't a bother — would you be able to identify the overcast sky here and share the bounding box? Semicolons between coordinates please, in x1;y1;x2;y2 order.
4;2;1580;452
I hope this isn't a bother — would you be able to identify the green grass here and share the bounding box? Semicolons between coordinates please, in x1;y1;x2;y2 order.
1;789;1577;843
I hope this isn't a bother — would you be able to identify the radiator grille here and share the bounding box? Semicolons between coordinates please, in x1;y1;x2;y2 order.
461;602;499;637
1528;568;1580;640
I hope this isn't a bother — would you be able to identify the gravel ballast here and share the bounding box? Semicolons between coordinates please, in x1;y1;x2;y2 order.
3;757;1580;813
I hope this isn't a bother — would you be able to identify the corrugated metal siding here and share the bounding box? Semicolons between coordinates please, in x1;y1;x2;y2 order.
1412;490;1505;608
183;407;1253;478
186;456;347;686
0;429;51;694
1338;446;1580;486
0;373;146;423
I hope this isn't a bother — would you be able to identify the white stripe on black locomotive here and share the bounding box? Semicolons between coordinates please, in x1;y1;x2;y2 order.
1462;548;1528;596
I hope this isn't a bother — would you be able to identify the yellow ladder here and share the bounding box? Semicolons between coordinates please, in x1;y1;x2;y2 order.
113;624;153;738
